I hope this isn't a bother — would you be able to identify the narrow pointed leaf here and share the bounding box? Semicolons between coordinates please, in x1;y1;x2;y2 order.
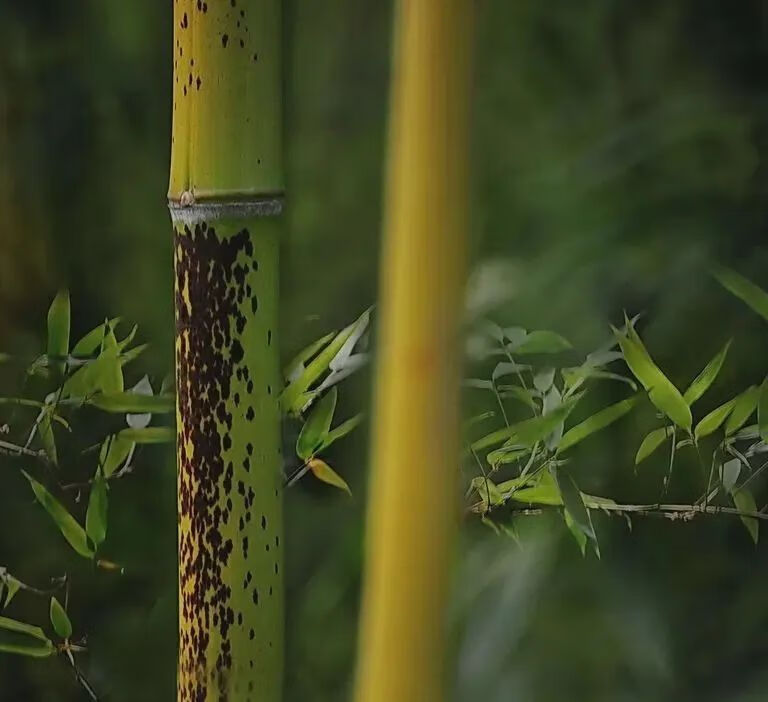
308;458;351;495
3;578;21;608
732;488;759;544
86;474;108;548
721;458;741;493
49;597;72;639
117;427;175;444
558;395;641;453
725;386;760;436
513;330;572;355
758;376;768;443
0;616;49;642
89;392;175;414
72;318;120;357
714;266;768;322
683;339;731;405
317;413;364;453
46;290;70;375
635;427;673;464
296;387;338;460
554;469;596;542
284;331;336;382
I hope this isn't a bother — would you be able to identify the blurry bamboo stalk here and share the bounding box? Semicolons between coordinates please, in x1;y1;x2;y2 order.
354;2;473;702
168;1;284;700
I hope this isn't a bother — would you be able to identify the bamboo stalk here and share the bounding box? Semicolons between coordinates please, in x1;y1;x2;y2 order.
169;2;284;700
353;2;472;702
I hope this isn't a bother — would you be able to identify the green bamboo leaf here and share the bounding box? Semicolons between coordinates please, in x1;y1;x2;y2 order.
117;427;175;444
99;435;135;478
615;328;691;431
721;458;741;493
22;472;93;559
71;318;120;357
554;469;596;542
508;471;563;505
308;458;351;495
46;290;70;375
758;377;768;443
513;330;572;355
725;386;760;436
37;407;58;466
694;398;738;440
0;640;55;657
732;488;759;544
3;578;21;608
486;444;529;467
88;392;175;414
497;385;539;411
49;597;72;639
284;331;336;382
558;395;641;454
635;426;673;464
683;339;732;405
470;476;505;508
471;396;580;451
317;413;364;453
0;616;49;642
296;387;338;460
86;473;108;548
713;266;768;323
564;509;587;556
120;343;148;367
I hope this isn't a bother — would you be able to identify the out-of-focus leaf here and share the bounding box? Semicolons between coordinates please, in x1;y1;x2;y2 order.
721;458;741;493
3;578;21;608
564;509;587;556
0;641;55;657
635;427;673;464
542;385;564;449
99;435;135;478
463;379;494;390
118;427;175;444
725;386;760;436
89;392;174;414
732;488;759;544
559;395;641;453
49;597;72;639
554;469;596;542
683;340;731;406
22;472;93;559
492;361;529;382
615;327;691;431
317;413;364;453
695;398;737;440
125;375;153;429
86;473;108;548
46;290;70;376
117;324;138;351
533;368;555;392
714;266;768;323
470;476;505;508
509;471;563;505
758;377;768;443
463;411;495;431
296;388;337;460
512;330;572;355
308;458;351;495
0;616;49;641
487;444;529;467
561;367;637;394
498;385;539;411
284;331;336;382
471;396;580;451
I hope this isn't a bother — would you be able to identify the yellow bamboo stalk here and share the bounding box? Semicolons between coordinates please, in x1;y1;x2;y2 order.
353;2;472;702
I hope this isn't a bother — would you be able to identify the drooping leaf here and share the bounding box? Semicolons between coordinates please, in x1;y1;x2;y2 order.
284;331;337;382
533;367;555;392
22;472;93;559
36;406;58;465
3;578;21;608
554;469;596;543
758;376;768;443
49;597;72;639
615;328;691;431
317;413;364;453
512;330;572;355
99;435;135;478
721;458;741;493
683;339;732;406
732;488;759;544
713;266;768;323
296;388;338;460
508;471;563;506
89;392;174;414
725;386;760;436
46;290;70;375
563;509;587;556
558;395;641;454
694;398;737;440
308;458;351;495
635;427;673;464
118;427;175;444
86;473;108;548
0;615;49;642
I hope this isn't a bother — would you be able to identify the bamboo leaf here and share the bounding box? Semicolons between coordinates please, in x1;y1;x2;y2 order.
3;578;21;608
533;367;555;392
758;377;768;443
694;398;737;440
615;328;691;431
89;392;175;414
463;379;494;390
36;407;58;466
0;640;55;658
296;388;338;460
635;427;673;464
732;488;759;544
497;385;539;411
284;331;336;382
512;330;572;355
683;339;731;405
99;435;135;478
0;616;49;642
117;427;175;444
508;471;563;506
559;395;641;454
487;444;529;467
22;472;93;559
308;458;351;495
721;458;741;493
713;266;768;323
469;476;505;508
72;318;120;357
564;509;587;556
49;597;72;639
46;290;70;375
86;473;108;548
725;386;760;436
491;361;529;382
318;413;364;453
554;469;596;542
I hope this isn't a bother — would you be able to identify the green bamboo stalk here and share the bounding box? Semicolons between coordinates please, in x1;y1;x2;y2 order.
169;1;284;700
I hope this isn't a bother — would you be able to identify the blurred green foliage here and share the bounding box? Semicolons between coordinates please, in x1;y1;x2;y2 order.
2;1;768;701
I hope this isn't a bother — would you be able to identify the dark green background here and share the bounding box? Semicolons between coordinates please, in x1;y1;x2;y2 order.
2;1;768;700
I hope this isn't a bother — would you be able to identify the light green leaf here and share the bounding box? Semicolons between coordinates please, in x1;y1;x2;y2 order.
492;362;529;382
0;640;55;658
695;398;738;440
0;615;49;641
615;328;691;431
721;458;741;493
3;578;21;608
88;392;175;414
513;330;572;355
22;472;93;559
72;318;120;357
758;376;768;443
317;413;364;453
508;471;563;506
635;427;673;464
683;339;732;405
725;386;760;436
308;458;351;495
86;473;108;548
37;407;58;466
472;396;580;451
498;385;539;411
284;331;336;382
732;488;759;544
564;509;587;556
99;435;135;478
117;427;175;444
470;476;505;508
558;395;641;453
296;388;338;460
486;444;530;468
49;597;72;639
714;266;768;323
46;290;70;375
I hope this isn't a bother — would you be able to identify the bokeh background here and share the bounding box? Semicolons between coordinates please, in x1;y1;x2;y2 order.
2;1;768;700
